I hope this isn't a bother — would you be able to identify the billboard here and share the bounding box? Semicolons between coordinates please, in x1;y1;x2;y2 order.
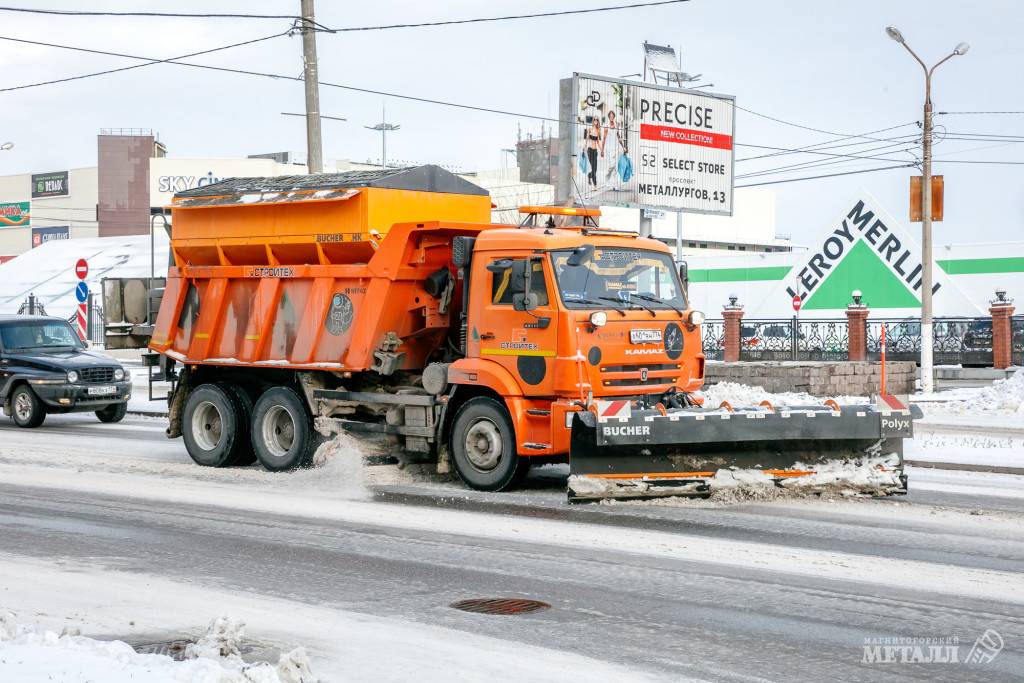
31;171;70;198
31;225;70;247
563;73;735;216
0;201;30;228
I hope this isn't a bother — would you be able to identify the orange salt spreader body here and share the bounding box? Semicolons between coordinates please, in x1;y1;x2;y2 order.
151;165;917;501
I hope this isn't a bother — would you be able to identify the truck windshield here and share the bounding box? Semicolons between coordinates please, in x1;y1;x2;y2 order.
550;248;687;310
0;321;83;351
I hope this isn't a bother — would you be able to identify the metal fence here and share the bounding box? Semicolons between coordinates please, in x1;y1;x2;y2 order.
703;316;1004;367
1013;316;1024;367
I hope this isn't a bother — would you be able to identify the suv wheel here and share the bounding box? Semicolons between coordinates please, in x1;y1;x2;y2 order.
95;403;128;423
11;385;46;428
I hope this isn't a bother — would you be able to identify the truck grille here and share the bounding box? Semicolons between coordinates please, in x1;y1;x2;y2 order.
599;362;681;388
79;367;116;383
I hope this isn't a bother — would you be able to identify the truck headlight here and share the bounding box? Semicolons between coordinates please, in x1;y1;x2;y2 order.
589;311;608;327
688;310;705;325
67;371;79;383
114;368;125;381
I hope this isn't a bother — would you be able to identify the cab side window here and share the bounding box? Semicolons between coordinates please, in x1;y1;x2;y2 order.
490;259;549;306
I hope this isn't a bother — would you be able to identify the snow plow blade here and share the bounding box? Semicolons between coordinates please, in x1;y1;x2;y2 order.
567;401;922;502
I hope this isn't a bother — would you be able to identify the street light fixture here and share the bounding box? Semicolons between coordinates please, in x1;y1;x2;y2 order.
0;142;13;151
886;26;968;394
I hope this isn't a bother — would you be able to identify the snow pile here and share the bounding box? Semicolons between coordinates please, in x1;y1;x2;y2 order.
0;613;317;683
702;381;866;408
925;370;1024;416
308;420;372;499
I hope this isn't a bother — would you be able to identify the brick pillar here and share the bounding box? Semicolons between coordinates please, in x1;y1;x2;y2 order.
722;303;744;363
846;304;870;362
990;292;1015;370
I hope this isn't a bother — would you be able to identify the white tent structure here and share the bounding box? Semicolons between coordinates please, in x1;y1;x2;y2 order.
0;234;170;319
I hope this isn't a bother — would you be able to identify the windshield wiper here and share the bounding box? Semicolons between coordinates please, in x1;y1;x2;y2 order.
614;295;657;317
566;296;628;316
631;293;685;316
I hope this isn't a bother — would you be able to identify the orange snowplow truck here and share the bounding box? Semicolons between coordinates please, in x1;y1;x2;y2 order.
153;165;917;501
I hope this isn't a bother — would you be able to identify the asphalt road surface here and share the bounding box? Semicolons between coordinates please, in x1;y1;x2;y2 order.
1;413;1021;682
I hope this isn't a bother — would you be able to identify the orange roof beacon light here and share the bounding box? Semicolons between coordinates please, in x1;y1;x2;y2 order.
518;205;601;229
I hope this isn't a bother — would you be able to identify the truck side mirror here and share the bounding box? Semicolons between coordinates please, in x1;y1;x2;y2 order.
678;262;688;292
509;260;529;295
513;292;539;311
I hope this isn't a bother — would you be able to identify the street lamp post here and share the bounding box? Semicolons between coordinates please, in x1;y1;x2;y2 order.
885;26;969;394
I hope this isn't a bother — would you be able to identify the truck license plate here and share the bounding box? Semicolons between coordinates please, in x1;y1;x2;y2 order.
630;329;662;344
87;385;116;396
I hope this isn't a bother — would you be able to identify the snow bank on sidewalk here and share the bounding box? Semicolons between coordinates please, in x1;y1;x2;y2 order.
703;381;865;408
0;613;316;683
923;370;1024;416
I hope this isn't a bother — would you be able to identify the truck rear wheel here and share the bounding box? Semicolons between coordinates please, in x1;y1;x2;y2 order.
451;397;528;492
182;384;244;467
251;387;317;472
219;383;257;465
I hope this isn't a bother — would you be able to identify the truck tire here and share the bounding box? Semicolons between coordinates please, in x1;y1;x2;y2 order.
219;383;257;466
251;387;318;472
450;397;528;492
182;384;243;467
95;403;128;423
11;385;46;428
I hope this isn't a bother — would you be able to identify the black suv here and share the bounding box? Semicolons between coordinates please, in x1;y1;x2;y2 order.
0;315;131;427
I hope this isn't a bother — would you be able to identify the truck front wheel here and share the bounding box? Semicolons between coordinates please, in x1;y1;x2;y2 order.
251;387;317;472
451;397;529;492
182;384;243;467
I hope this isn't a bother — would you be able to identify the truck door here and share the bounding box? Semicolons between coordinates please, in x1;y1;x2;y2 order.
475;255;557;396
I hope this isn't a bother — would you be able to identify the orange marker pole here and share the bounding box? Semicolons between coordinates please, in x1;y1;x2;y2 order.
880;325;887;397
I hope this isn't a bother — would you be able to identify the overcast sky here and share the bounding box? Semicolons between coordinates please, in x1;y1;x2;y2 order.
1;0;1021;247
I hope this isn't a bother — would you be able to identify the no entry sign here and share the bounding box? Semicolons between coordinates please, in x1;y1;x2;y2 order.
75;258;88;279
792;295;802;312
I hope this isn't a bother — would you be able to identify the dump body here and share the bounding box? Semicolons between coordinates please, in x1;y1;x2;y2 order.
151;166;493;372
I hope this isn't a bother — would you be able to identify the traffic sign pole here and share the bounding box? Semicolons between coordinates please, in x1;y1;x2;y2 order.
74;259;89;342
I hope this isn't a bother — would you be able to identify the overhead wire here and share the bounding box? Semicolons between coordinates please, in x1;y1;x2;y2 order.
0;1;691;31
735;164;915;188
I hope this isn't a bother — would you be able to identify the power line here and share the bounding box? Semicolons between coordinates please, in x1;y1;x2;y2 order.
0;1;690;30
0;6;299;19
318;0;690;32
735;141;918;179
938;111;1024;116
5;31;1019;172
735;163;915;188
0;32;290;93
735;105;907;144
735;124;918;162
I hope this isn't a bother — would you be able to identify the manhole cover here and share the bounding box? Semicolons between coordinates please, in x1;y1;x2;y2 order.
450;598;551;615
134;639;193;661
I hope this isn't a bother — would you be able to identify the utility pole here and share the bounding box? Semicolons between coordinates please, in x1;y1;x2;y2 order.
365;105;400;169
300;0;323;174
886;27;968;394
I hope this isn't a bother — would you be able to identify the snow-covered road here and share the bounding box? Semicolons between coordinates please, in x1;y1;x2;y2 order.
1;412;1022;681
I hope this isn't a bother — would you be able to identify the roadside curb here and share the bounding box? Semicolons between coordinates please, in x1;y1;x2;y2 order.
906;460;1024;476
127;410;169;418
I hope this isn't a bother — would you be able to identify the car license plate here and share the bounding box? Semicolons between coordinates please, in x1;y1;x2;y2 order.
87;385;116;396
630;329;662;344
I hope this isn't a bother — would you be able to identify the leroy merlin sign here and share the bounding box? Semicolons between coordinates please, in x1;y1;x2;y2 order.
786;199;936;310
685;192;1011;317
